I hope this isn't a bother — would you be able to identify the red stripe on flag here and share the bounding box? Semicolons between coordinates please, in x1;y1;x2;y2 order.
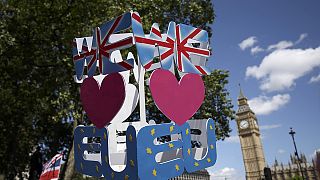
151;28;162;38
180;28;202;45
177;51;182;71
181;50;190;59
144;61;153;69
73;54;86;61
73;50;96;61
195;66;207;75
103;38;133;52
166;37;174;44
118;61;133;70
176;25;181;44
176;26;183;71
40;169;60;180
160;49;174;60
135;37;172;48
184;46;210;56
132;13;142;23
87;55;97;70
102;15;122;46
95;28;103;73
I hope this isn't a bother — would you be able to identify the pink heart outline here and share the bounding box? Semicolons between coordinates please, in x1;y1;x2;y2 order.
149;69;205;125
80;73;125;129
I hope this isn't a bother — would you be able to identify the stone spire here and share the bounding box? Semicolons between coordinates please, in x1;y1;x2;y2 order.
290;154;295;164
275;158;279;166
238;83;247;100
301;153;307;163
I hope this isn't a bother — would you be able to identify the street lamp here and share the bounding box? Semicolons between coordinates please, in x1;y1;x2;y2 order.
289;127;305;180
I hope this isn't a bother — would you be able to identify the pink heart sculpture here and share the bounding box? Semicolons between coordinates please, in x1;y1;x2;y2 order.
80;73;125;129
149;69;205;126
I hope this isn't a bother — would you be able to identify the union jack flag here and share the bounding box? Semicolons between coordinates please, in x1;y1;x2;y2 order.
39;154;64;180
131;11;211;75
73;12;134;80
175;24;211;75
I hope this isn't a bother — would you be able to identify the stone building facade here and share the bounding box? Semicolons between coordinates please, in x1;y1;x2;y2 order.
236;88;266;180
236;88;320;180
316;151;320;176
170;169;210;180
271;154;319;179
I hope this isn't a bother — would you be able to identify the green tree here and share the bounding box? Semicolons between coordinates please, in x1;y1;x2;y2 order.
292;176;303;180
0;0;234;179
194;70;235;140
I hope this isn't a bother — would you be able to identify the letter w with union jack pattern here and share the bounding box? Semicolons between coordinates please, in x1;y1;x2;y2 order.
131;12;211;75
72;12;134;80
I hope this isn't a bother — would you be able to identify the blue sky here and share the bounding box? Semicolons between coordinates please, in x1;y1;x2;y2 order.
206;1;320;179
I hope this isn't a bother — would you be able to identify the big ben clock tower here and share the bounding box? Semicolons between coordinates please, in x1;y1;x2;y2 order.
236;87;266;180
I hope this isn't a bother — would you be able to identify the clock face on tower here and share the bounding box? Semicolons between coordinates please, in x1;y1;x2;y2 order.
240;120;249;129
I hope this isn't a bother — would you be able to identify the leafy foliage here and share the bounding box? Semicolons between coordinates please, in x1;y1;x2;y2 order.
193;70;235;140
0;0;234;179
292;176;303;180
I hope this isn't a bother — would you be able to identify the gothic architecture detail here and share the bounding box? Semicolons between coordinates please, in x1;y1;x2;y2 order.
271;153;319;179
236;87;320;180
316;151;320;177
170;170;210;180
236;87;266;180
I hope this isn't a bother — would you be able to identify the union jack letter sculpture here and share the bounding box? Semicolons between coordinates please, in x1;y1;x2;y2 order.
73;12;212;80
71;11;217;180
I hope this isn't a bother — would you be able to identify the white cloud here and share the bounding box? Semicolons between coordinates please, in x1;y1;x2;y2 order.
248;94;290;115
278;149;286;154
267;40;294;51
295;33;308;44
251;46;264;55
243;34;308;55
210;167;242;180
267;33;308;51
309;74;320;83
239;36;258;50
260;124;282;130
246;47;320;92
224;135;240;143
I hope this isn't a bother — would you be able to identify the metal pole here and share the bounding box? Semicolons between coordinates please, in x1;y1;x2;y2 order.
289;127;305;180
